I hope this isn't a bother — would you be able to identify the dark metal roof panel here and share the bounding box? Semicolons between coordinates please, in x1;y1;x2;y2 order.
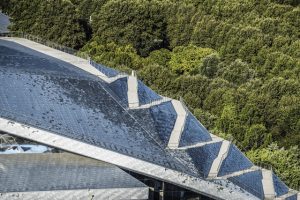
0;153;147;193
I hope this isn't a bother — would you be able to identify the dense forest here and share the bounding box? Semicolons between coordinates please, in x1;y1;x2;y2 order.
1;0;299;189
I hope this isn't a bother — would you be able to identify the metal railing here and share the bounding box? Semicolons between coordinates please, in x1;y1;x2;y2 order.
0;31;89;60
255;161;273;171
0;133;18;146
89;59;127;78
146;96;171;107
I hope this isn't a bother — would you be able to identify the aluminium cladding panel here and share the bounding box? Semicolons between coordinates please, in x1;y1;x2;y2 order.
0;188;149;200
179;113;212;147
228;170;264;199
285;194;298;200
187;142;223;178
137;80;162;105
0;117;259;200
218;144;254;177
0;153;147;193
272;172;289;197
149;101;177;145
92;62;119;77
0;71;188;173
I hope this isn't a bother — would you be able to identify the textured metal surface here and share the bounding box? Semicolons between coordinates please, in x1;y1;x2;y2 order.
0;188;149;200
0;153;147;193
0;44;188;174
0;117;258;200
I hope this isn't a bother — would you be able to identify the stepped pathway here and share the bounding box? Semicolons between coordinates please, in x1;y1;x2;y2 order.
167;100;188;149
262;169;276;200
208;140;231;178
0;37;127;83
127;71;139;108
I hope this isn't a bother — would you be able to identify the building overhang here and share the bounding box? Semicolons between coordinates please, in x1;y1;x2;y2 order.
0;117;258;200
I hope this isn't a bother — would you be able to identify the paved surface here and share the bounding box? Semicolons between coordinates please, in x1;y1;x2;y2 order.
262;169;276;199
168;100;187;149
208;140;231;178
127;71;139;108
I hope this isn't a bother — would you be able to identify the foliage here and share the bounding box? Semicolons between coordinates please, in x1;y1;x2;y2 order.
247;143;300;190
91;0;172;56
168;45;215;75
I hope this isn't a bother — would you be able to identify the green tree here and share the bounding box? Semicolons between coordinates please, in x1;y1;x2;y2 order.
168;45;215;75
218;59;256;85
82;38;142;70
216;105;238;133
92;0;172;56
199;54;220;78
242;124;271;150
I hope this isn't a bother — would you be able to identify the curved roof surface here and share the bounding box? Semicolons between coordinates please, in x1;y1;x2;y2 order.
0;37;298;200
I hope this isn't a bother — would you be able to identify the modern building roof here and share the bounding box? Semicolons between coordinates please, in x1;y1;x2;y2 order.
0;153;148;199
0;35;298;200
0;153;147;192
